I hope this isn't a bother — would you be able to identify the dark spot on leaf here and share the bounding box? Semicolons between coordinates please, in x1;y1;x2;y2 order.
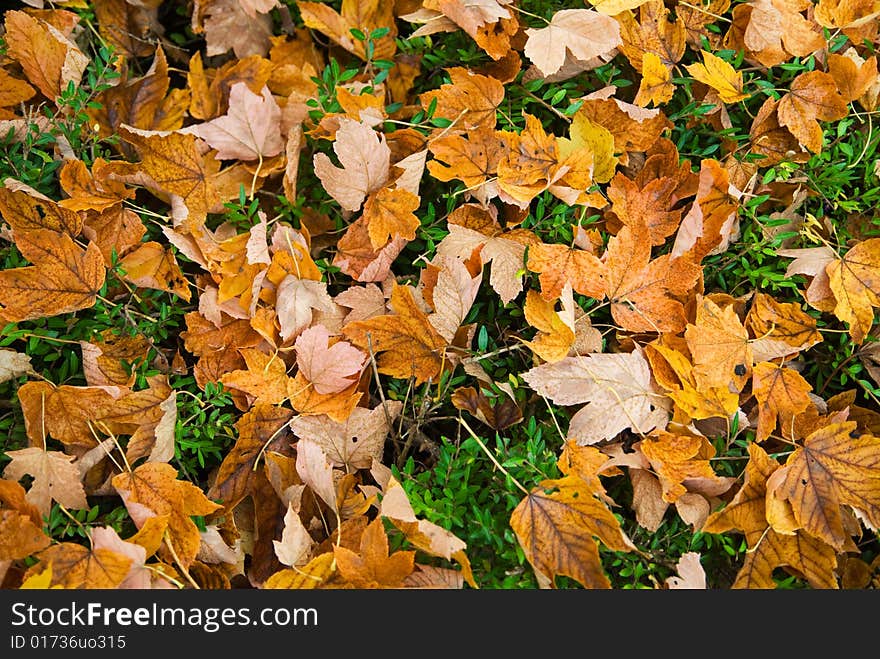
801;479;808;485
351;436;358;443
734;364;747;377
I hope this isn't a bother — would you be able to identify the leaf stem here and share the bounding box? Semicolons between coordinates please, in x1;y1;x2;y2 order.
459;416;530;495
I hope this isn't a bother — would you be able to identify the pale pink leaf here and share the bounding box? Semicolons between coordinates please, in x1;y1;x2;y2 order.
313;119;390;212
524;9;621;77
276;276;335;342
193;83;283;161
0;348;34;383
293;324;367;394
148;391;177;464
2;447;88;516
273;502;315;567
665;551;707;589
436;224;525;304
335;283;387;325
289;401;403;470
523;350;669;444
427;254;483;342
295;438;337;511
202;0;273;58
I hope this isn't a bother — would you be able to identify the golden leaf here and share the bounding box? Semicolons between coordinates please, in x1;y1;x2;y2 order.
343;283;448;385
769;421;880;550
510;474;636;588
0;229;105;323
112;462;223;569
685;50;749;103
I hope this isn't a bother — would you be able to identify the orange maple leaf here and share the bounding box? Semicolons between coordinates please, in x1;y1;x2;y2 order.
343;284;449;385
0;229;105;323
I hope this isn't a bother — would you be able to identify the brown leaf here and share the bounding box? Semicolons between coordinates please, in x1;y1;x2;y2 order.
220;349;292;407
112;462;223;569
521;288;576;363
27;543;133;589
3;10;88;102
777;244;838;311
752;362;814;442
200;0;274;58
451;386;522;431
118;125;221;220
511;474;636;588
89;47;187;140
426;127;501;205
0;480;51;560
526;242;606;301
778;71;848;153
743;0;825;68
0;68;35;116
607;172;684;246
419;67;505;131
0;181;83;236
333;217;407;283
82;205;147;266
604;222;702;334
828;52;879;103
16;381;120;450
826;238;880;344
638;430;733;503
297;0;397;61
287;371;362;421
0;229;105;323
685;296;752;391
746;291;822;355
209;404;294;508
616;0;686;72
92;0;160;59
703;443;839;588
364;187;421;249
119;241;191;302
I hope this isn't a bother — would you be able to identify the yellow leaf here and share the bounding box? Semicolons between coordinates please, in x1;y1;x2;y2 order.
557;110;618;183
685;50;749;103
635;51;675;107
264;552;337;589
